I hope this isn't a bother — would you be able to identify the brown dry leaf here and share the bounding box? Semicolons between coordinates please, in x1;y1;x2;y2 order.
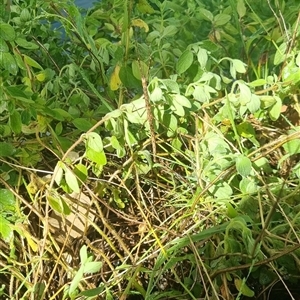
48;192;95;242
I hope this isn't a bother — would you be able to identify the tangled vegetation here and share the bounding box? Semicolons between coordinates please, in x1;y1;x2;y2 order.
0;0;300;299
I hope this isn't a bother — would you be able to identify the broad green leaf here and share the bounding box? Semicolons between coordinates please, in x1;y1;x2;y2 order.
0;52;18;75
197;48;208;68
47;192;70;214
54;163;64;186
176;50;193;74
239;177;257;194
198;8;213;21
214;14;231;26
137;0;155;14
110;136;122;150
236;155;252;177
0;215;13;241
0;23;16;41
132;60;148;81
23;55;43;70
232;59;247;73
269;96;282;121
283;130;300;155
247;94;261;113
0;189;15;212
119;65;140;88
5;86;31;101
73;118;93;131
238;81;252;104
15;38;39;49
237;0;246;18
0;142;15;157
150;86;162;102
171;101;185;116
274;42;287;65
0;38;9;52
237;122;255;138
20;8;31;22
64;167;80;193
74;164;88;183
248;79;266;87
86;148;107;165
234;278;255;297
9;110;22;134
172;94;192;108
83;261;102;274
85;132;103;152
162;25;178;37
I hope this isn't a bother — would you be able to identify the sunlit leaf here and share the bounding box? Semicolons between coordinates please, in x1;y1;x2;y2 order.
234;278;255;297
236;155;252;177
237;0;246;18
85;132;103;152
214;14;231;26
64;167;80;193
269;96;282;121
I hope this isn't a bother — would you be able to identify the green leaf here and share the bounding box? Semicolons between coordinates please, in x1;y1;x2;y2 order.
234;278;255;297
73;118;94;131
79;287;105;297
0;52;18;75
64;167;80;193
197;48;208;68
0;142;15;157
0;23;16;41
274;42;287;65
283;130;300;155
247;94;261;113
198;8;213;21
85;132;103;152
9;110;22;134
232;59;246;73
23;55;43;70
132;60;148;81
269;96;282;121
237;122;255;138
15;38;39;50
47;192;71;215
74;164;88;183
172;94;192;108
69;268;84;295
137;0;155;14
248;79;266;87
176;50;193;74
214;14;231;26
237;0;246;18
162;25;178;37
0;38;9;52
0;189;16;212
5;86;30;101
80;245;88;263
83;261;102;274
236;155;252;177
86;149;107;165
0;215;13;241
54;163;64;186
